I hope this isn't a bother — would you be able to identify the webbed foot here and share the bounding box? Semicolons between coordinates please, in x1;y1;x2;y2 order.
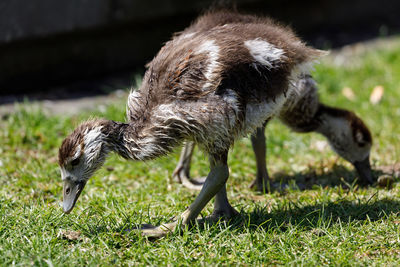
172;165;206;190
140;221;180;238
249;175;271;193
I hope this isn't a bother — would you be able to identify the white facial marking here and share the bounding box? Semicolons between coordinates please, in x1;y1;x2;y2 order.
319;115;370;162
244;39;286;69
84;126;103;146
60;167;67;181
83;126;104;163
197;40;220;90
72;145;81;161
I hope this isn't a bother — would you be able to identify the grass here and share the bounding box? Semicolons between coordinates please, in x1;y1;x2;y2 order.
1;36;400;266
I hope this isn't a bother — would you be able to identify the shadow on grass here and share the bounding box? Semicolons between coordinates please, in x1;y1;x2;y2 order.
175;195;400;240
240;197;400;233
74;165;398;243
269;164;391;192
191;164;399;235
222;164;399;233
75;195;399;246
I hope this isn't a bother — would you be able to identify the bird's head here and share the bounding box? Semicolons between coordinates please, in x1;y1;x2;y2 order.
320;108;374;184
58;120;110;213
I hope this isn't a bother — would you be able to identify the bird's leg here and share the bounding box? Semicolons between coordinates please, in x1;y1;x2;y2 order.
173;141;194;183
249;122;271;193
209;184;238;220
172;141;206;190
142;152;231;237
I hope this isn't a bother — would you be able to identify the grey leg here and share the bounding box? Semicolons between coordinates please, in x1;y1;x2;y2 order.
172;141;206;190
249;122;270;193
175;125;271;193
210;184;238;219
142;152;234;237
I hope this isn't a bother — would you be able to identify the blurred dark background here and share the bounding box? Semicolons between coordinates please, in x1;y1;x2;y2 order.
1;0;400;102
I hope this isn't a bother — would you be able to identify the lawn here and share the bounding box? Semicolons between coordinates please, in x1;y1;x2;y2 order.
1;37;400;266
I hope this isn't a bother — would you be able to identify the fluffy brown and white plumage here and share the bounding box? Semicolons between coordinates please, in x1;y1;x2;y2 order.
59;10;373;237
172;10;373;192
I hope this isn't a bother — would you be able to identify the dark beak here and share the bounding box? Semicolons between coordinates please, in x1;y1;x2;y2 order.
63;180;86;214
353;156;374;185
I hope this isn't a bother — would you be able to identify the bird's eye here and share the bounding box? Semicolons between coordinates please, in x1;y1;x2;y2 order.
71;158;80;166
358;141;366;147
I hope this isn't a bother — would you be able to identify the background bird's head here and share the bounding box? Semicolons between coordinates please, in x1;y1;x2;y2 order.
58;120;109;213
321;108;374;184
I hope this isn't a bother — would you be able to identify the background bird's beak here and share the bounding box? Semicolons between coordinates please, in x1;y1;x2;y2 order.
353;156;374;185
63;180;86;214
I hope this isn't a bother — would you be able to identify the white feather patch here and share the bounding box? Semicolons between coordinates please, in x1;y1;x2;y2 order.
126;90;141;120
180;32;197;40
222;89;240;127
285;62;316;100
135;136;158;160
245;93;287;133
196;40;220;90
244;39;286;69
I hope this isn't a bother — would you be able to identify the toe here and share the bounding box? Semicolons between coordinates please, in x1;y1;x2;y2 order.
141;221;178;238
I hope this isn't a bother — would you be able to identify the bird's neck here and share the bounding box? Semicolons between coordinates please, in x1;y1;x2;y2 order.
103;117;182;161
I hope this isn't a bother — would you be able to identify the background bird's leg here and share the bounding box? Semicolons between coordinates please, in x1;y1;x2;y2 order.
249;121;270;193
172;141;206;190
142;152;230;237
173;141;194;182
